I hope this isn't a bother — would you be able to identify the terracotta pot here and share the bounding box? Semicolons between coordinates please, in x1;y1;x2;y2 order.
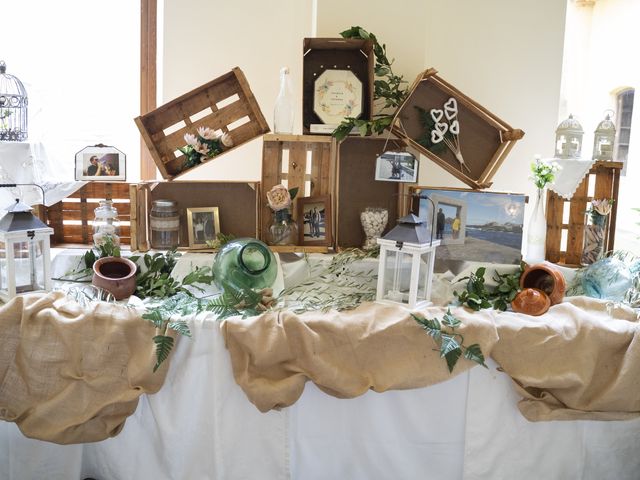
520;263;566;305
92;256;137;300
511;288;551;316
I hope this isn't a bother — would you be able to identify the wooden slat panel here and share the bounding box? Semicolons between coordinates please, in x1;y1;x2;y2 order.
545;191;564;263
56;224;131;240
565;178;588;265
287;143;307;220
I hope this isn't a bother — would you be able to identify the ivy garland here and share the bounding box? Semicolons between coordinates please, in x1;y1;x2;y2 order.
332;26;408;141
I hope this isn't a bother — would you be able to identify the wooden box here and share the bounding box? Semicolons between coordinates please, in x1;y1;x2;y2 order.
545;161;622;266
303;38;374;134
391;68;524;189
260;134;336;252
38;182;132;247
135;67;270;180
130;181;260;251
335;136;405;249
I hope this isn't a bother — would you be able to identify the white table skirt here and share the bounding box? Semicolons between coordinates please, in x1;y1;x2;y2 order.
2;313;639;480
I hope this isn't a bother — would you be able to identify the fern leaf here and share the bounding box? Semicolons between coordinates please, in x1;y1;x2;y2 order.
152;335;174;372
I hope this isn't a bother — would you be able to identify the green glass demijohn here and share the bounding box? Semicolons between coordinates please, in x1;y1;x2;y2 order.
212;238;277;291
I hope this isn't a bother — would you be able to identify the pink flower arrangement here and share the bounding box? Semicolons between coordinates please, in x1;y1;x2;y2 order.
179;126;234;170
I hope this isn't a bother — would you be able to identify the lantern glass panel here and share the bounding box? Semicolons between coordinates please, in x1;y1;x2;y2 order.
417;251;434;302
382;249;413;304
14;238;45;293
0;241;6;294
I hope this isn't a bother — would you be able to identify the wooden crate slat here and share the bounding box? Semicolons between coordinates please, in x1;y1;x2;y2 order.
544;161;622;266
260;134;337;244
68;183;130;199
135;67;269;180
56;224;131;240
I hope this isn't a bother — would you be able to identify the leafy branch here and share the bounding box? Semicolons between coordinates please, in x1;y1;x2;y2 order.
332;26;408;141
412;308;487;373
454;264;524;311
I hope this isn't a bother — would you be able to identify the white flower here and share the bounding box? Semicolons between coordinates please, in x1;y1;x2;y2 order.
184;133;198;146
591;199;612;216
220;132;234;148
266;184;291;211
197;126;218;140
194;141;210;156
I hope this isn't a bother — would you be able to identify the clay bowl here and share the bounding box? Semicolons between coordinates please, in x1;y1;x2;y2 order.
511;288;551;316
520;263;566;305
92;256;138;300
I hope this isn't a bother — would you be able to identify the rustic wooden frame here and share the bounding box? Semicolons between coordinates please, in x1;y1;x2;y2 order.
135;67;269;180
39;182;132;247
297;195;333;247
303;38;374;134
391;68;524;189
260;134;336;246
140;0;157;180
130;181;260;252
545;161;622;266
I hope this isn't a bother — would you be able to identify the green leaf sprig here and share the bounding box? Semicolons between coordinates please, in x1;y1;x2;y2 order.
412;308;487;373
454;264;524;311
332;26;408;141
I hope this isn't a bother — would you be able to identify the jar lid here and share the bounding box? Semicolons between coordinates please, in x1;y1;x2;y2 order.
152;199;177;208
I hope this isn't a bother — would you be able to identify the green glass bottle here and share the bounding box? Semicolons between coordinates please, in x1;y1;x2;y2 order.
212;238;277;292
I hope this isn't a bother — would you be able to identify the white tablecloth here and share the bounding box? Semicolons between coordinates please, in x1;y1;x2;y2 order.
1;252;639;479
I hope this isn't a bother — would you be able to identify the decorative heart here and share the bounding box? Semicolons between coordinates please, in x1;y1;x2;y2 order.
450;120;459;135
430;108;444;123
444;97;458;120
431;129;444;144
435;121;449;134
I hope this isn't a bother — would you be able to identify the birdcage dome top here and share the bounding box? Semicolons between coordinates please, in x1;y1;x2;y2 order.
0;61;27;105
556;114;584;135
595;113;615;134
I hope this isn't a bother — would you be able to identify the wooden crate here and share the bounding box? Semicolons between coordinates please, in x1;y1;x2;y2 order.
260;134;336;251
545;161;622;266
303;38;374;134
390;68;524;189
135;67;270;180
38;182;132;247
335;136;405;249
130;181;260;252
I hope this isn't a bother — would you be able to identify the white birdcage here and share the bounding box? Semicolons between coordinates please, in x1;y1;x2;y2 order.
0;61;28;142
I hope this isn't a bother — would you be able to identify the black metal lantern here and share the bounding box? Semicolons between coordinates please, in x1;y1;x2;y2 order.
0;61;28;142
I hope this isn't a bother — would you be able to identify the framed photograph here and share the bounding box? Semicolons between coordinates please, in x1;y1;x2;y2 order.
313;69;363;127
186;207;220;248
75;144;126;181
298;195;332;246
412;187;525;274
375;151;418;183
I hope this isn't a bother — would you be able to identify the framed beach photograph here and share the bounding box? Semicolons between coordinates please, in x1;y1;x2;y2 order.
375;151;418;183
298;195;332;246
75;144;126;181
186;207;220;249
412;187;526;274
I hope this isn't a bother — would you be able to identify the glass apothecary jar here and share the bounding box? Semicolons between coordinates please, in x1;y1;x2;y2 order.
150;199;180;249
360;207;388;249
93;199;121;248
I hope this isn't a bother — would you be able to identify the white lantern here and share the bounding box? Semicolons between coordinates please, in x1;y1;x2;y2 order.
592;113;616;161
376;213;440;309
555;114;584;159
0;199;53;302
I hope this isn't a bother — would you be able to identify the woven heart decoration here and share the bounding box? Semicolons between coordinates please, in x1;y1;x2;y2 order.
430;109;444;123
436;121;449;134
431;129;444;144
444;98;458;120
450;120;459;135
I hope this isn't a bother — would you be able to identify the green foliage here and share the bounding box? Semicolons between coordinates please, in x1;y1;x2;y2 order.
530;157;560;190
152;335;174;373
454;264;524;311
412;308;487;373
331;26;408;142
414;106;449;155
180;137;224;170
61;236;122;280
205;232;237;250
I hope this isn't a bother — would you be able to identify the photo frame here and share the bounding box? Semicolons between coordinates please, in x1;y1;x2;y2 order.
375;151;418;183
297;195;332;246
411;186;525;274
75;144;126;181
186;207;220;249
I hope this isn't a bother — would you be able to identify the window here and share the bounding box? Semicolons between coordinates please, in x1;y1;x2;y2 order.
614;88;634;169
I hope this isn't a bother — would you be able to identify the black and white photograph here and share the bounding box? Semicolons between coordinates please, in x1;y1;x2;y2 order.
75;145;126;181
416;187;526;273
298;195;332;246
374;151;418;183
186;207;220;248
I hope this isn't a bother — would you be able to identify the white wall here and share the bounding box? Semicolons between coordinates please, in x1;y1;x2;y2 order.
162;0;314;181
